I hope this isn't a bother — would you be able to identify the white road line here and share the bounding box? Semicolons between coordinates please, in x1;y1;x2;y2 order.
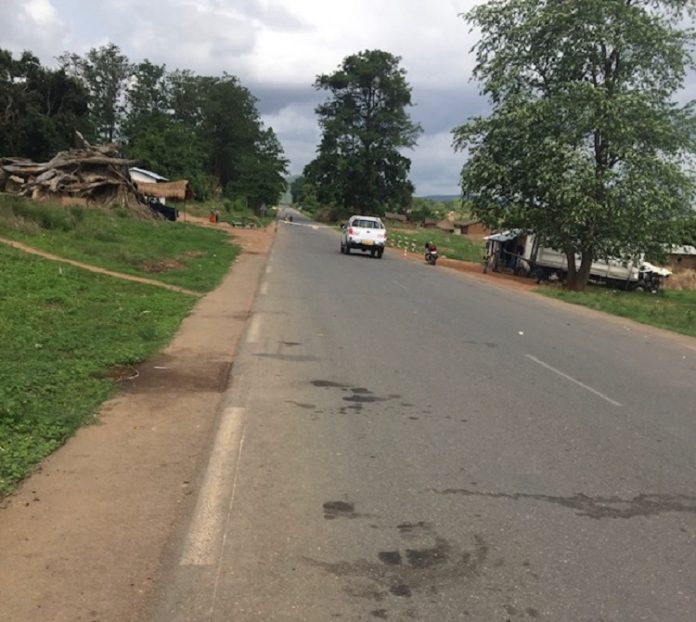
260;281;268;296
180;407;246;566
209;427;246;614
246;315;263;344
391;279;409;291
525;354;623;407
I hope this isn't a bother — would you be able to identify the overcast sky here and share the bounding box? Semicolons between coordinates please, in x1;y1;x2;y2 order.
2;0;493;195
5;1;695;196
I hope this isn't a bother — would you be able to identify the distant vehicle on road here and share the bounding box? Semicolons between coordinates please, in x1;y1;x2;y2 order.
340;215;387;258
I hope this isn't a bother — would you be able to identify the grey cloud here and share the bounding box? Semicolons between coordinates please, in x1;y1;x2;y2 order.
244;0;310;32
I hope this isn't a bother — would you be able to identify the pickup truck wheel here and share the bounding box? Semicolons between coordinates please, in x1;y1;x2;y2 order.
340;243;345;254
345;245;350;255
370;249;376;257
377;248;384;259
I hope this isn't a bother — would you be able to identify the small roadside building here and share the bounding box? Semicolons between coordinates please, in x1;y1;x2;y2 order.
455;219;491;238
667;245;696;271
129;167;193;221
130;166;168;188
384;212;408;224
436;219;455;233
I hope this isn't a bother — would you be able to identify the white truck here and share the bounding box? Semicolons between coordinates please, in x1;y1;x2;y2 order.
340;215;387;258
485;230;671;292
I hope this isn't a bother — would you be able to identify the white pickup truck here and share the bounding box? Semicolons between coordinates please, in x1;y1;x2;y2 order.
340;215;387;258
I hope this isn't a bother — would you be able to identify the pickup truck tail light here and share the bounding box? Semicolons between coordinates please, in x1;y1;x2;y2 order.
348;227;354;235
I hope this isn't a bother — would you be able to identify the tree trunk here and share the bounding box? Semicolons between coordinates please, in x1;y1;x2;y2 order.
567;250;593;291
565;250;578;289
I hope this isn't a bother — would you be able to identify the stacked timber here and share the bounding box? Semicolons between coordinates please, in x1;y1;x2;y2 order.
0;133;152;216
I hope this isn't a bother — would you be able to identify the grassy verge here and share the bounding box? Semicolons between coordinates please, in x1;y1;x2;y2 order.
538;286;696;338
386;224;485;263
0;194;240;292
0;245;197;496
183;198;276;229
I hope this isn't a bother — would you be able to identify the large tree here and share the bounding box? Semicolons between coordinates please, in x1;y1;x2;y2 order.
305;49;422;214
59;43;131;143
454;0;696;290
0;49;89;159
225;127;289;210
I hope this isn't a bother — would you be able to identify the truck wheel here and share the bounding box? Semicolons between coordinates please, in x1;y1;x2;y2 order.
377;248;384;259
345;245;350;255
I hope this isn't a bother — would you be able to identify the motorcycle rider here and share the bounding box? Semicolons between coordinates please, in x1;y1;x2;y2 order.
424;241;437;263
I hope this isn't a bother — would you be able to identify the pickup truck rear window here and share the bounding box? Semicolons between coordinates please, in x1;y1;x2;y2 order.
352;220;383;229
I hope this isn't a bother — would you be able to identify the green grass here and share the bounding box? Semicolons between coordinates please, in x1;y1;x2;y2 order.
538;286;696;338
386;224;485;263
0;245;197;496
0;195;240;292
184;198;276;229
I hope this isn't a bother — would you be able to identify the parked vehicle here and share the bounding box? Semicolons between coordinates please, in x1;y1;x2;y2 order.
484;230;672;292
425;243;438;265
340;216;387;258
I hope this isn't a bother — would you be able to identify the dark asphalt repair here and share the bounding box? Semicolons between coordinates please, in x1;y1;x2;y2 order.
433;488;696;520
323;501;365;520
305;512;489;617
310;379;401;408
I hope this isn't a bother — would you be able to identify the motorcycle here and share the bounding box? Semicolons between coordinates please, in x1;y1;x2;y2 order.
425;245;438;265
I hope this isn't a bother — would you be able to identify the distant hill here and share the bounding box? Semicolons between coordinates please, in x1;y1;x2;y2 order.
419;195;460;202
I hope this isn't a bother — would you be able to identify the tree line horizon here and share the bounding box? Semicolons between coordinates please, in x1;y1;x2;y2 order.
3;0;696;291
0;43;288;209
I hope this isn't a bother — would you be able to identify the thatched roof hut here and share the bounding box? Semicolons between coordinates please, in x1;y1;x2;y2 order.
136;180;193;201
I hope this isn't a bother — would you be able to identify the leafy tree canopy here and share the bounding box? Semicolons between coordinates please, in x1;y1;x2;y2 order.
304;49;422;215
454;0;696;290
0;49;90;160
52;44;288;206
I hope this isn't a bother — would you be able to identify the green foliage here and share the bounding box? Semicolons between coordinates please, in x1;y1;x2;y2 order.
540;286;696;338
0;245;197;495
59;43;131;143
290;175;306;204
304;49;422;214
50;47;289;207
223;127;289;209
0;49;90;159
454;0;696;291
681;212;696;246
0;195;240;292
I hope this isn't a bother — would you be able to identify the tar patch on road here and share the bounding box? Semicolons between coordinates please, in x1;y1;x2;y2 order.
433;488;696;519
323;501;367;520
303;520;488;615
310;380;400;411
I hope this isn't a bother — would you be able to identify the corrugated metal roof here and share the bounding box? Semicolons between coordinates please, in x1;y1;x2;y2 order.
129;167;169;182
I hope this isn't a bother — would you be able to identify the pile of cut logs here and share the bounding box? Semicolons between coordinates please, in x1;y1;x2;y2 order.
0;133;152;216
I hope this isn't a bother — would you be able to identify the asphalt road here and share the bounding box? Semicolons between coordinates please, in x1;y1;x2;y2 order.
143;209;696;621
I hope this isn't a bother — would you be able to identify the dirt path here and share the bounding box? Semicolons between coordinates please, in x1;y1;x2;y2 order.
0;235;203;296
398;248;538;291
0;223;275;622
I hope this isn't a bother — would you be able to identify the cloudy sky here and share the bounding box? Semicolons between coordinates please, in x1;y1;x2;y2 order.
2;0;494;195
6;1;694;196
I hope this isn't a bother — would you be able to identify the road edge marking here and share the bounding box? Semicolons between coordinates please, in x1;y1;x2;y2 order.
525;354;623;407
179;406;246;566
